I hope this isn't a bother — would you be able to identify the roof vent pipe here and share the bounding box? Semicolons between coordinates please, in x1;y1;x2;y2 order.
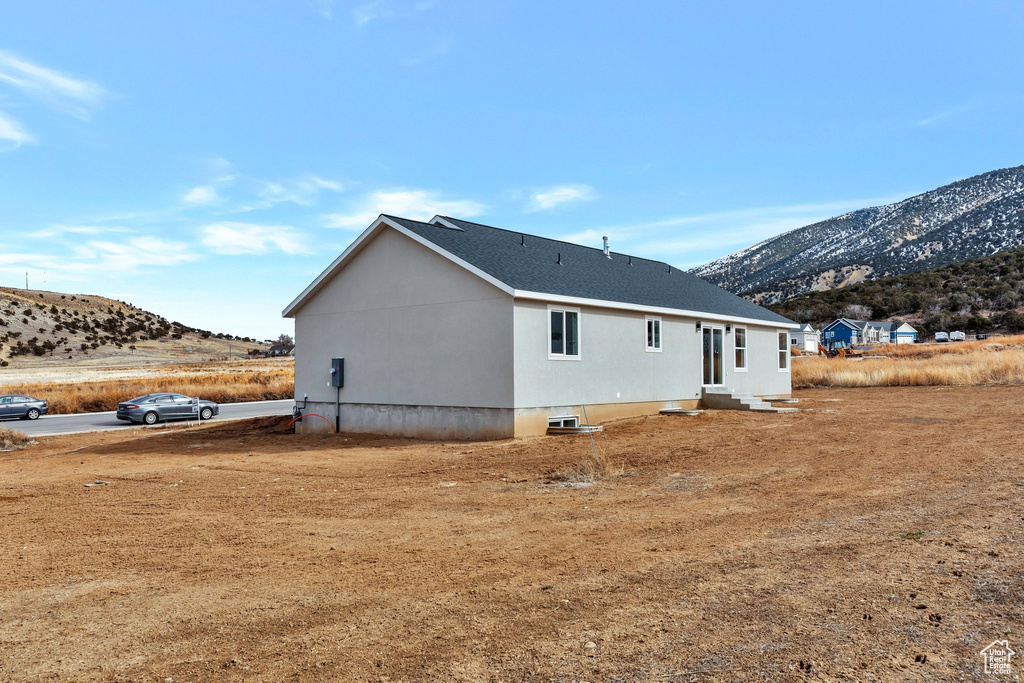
603;236;610;258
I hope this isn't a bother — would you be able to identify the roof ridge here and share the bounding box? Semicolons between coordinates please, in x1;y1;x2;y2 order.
437;216;670;267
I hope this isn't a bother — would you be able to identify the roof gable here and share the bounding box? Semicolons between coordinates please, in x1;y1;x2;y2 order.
395;216;793;325
284;214;795;326
824;318;861;331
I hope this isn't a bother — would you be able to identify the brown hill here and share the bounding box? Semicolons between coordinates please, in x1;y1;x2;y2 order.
0;287;268;368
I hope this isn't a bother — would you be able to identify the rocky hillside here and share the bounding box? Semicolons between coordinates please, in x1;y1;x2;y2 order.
769;247;1024;335
693;166;1024;303
0;287;265;366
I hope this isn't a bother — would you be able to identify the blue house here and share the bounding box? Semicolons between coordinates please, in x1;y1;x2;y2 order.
823;318;918;349
822;318;866;349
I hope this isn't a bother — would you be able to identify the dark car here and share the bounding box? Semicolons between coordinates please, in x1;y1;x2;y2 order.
0;394;48;421
116;393;219;425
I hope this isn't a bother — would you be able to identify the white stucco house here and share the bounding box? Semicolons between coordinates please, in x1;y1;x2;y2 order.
283;215;797;438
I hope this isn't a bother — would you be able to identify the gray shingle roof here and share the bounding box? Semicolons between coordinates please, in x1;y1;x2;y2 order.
827;318;867;330
386;215;794;325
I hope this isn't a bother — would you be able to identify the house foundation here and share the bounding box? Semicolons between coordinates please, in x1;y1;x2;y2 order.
295;399;706;439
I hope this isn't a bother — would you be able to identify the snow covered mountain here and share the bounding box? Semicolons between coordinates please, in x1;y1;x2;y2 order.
692;166;1024;303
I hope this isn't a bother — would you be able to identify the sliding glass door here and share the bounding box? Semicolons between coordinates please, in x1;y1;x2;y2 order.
702;325;724;386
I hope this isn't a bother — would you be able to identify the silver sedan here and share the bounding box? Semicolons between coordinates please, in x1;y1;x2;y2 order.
0;394;48;421
115;393;219;425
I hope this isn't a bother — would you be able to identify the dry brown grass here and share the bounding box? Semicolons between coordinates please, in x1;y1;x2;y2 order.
547;433;621;482
0;426;31;451
2;367;293;414
864;333;1024;358
794;346;1024;387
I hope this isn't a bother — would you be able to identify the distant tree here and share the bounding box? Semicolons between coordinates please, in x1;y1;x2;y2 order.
1000;311;1024;333
966;313;993;332
843;304;873;321
276;333;294;346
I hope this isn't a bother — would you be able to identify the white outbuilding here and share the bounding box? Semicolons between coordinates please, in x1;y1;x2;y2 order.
789;323;821;353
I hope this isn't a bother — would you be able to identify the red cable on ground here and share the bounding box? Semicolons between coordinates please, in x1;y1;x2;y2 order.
287;413;337;434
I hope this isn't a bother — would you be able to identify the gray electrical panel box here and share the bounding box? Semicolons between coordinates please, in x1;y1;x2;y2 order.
330;358;344;388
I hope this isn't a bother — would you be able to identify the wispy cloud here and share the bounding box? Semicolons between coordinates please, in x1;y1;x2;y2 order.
405;39;452;66
0;110;32;150
199;168;345;213
25;224;130;239
0;237;196;281
527;184;597;212
201;222;312;255
183;185;219;205
0;50;106;119
349;0;434;28
87;238;197;269
253;176;344;208
315;0;336;19
352;1;394;26
323;188;486;229
914;105;968;127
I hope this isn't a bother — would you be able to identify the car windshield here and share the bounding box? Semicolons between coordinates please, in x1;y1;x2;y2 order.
127;395;152;403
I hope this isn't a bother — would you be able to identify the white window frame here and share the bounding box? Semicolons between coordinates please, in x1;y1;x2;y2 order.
701;322;727;386
645;316;662;352
777;331;790;373
547;415;580;428
547;305;581;361
733;326;748;372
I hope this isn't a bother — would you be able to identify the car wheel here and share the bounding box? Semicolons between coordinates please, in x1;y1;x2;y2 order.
200;407;213;420
25;408;40;420
143;411;159;425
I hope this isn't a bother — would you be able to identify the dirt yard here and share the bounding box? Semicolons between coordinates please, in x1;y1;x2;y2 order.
1;387;1021;680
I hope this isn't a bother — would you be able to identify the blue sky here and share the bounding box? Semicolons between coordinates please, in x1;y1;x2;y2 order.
2;2;1022;340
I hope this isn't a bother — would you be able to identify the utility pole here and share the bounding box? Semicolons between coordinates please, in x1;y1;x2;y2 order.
25;272;28;290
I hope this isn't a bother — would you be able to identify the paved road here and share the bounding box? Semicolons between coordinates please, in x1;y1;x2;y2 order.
5;399;295;438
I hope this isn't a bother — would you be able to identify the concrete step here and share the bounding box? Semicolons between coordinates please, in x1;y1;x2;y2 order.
702;388;799;413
